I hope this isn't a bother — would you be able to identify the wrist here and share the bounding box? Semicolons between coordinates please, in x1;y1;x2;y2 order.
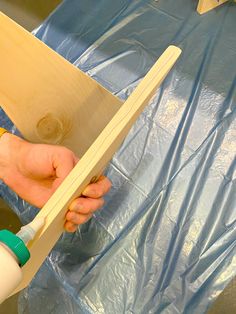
0;132;24;182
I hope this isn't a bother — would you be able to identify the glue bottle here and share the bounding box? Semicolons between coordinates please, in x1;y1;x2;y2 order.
0;217;45;304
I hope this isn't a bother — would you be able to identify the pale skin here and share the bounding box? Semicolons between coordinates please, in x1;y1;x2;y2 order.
0;133;111;232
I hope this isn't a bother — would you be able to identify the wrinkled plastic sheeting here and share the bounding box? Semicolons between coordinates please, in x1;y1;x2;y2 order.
0;0;236;313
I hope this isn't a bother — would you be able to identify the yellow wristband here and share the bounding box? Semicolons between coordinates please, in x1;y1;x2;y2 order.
0;127;8;138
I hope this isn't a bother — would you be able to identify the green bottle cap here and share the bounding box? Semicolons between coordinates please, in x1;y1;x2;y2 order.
0;230;30;266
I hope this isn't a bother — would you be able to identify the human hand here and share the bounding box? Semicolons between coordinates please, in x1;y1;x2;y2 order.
0;133;111;232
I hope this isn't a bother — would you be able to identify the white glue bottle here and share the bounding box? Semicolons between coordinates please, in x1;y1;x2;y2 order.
0;217;45;304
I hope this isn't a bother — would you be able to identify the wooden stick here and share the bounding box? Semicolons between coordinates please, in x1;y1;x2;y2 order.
197;0;232;14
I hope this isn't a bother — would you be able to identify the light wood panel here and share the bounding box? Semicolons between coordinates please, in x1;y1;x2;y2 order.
10;44;181;295
0;12;122;158
0;12;181;296
197;0;234;14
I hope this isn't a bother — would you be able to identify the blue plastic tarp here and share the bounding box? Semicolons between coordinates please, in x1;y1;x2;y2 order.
0;0;236;313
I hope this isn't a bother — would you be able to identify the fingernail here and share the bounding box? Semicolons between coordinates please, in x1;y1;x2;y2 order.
83;187;98;198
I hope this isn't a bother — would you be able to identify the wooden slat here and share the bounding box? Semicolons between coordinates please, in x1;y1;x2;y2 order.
0;12;122;157
0;12;181;296
197;0;231;14
10;44;181;295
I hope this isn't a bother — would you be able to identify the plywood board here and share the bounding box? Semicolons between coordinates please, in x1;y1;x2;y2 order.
0;12;181;297
197;0;233;14
0;12;122;157
8;44;181;295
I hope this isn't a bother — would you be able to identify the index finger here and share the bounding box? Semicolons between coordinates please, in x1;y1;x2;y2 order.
82;176;111;198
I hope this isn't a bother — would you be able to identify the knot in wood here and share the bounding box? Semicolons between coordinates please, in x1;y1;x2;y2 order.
36;114;65;144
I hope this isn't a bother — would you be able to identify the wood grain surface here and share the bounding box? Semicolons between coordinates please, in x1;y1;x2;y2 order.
197;0;233;14
0;12;181;297
11;44;181;295
0;12;122;158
